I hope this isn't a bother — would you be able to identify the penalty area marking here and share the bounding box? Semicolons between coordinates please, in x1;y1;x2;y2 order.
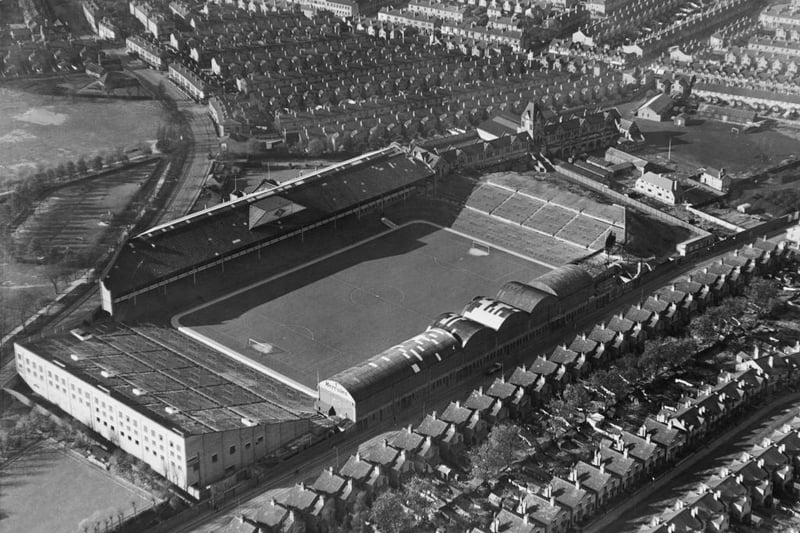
177;325;317;397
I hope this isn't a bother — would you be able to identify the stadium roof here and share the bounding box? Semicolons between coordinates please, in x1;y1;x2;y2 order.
460;297;527;331
528;264;594;300
104;144;434;296
495;281;554;314
325;328;459;402
21;323;312;435
430;312;493;348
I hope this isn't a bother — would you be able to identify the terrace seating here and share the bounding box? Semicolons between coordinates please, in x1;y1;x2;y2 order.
451;208;586;267
490;193;545;224
464;184;514;213
523;204;575;236
556;214;615;249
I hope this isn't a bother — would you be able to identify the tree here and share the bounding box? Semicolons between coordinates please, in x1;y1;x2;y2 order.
92;155;104;171
653;337;697;367
156;80;168;101
745;278;781;317
0;428;10;458
690;297;752;345
77;518;91;533
319;499;338;531
307;137;326;157
584;369;631;401
76;157;88;175
370;490;409;533
689;307;726;346
468;423;525;480
66;160;76;176
550;384;592;423
401;475;437;524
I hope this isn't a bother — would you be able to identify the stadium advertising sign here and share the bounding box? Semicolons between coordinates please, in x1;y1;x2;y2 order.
319;380;354;402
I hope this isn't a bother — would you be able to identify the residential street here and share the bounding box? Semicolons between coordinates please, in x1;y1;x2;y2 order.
129;67;216;223
587;392;800;532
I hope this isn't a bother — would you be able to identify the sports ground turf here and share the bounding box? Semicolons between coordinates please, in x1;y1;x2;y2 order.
0;440;151;533
177;222;550;391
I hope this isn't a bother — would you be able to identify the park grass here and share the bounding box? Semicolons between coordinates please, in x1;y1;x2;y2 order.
635;117;800;179
0;86;164;182
0;440;152;533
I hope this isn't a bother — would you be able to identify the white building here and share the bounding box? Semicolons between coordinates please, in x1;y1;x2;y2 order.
15;325;310;495
635;172;684;205
97;18;120;40
700;167;732;192
169;62;209;101
126;35;165;69
303;0;358;17
407;0;466;22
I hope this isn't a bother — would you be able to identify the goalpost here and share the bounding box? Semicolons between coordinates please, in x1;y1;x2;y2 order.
248;338;276;354
470;241;491;256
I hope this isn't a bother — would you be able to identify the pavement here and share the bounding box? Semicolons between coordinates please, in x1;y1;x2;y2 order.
586;391;800;532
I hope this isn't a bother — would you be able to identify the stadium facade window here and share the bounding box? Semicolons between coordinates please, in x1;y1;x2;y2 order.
211;454;218;463
229;446;236;455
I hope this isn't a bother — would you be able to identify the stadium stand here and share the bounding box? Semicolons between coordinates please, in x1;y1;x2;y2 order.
101;145;435;313
557;214;617;249
464;184;514;214
488;173;626;228
523;204;576;236
15;322;313;493
451;209;586;267
491;193;546;224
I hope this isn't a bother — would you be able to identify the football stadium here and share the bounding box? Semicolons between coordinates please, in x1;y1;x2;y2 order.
16;143;631;491
175;221;551;396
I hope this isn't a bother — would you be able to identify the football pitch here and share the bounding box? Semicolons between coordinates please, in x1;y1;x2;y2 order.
175;222;551;393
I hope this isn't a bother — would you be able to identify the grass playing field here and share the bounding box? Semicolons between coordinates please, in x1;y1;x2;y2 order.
177;222;551;391
0;440;152;533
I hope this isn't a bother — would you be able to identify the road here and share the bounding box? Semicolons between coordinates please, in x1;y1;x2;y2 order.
129;67;216;223
587;392;800;532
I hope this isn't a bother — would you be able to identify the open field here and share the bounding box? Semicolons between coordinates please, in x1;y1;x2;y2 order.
0;440;152;533
11;159;161;256
0;160;162;339
177;221;550;390
634;116;800;179
0;86;164;181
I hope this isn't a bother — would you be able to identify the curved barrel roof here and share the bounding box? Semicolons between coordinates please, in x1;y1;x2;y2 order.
461;297;527;331
495;281;554;314
326;328;459;402
529;264;594;299
430;312;493;348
